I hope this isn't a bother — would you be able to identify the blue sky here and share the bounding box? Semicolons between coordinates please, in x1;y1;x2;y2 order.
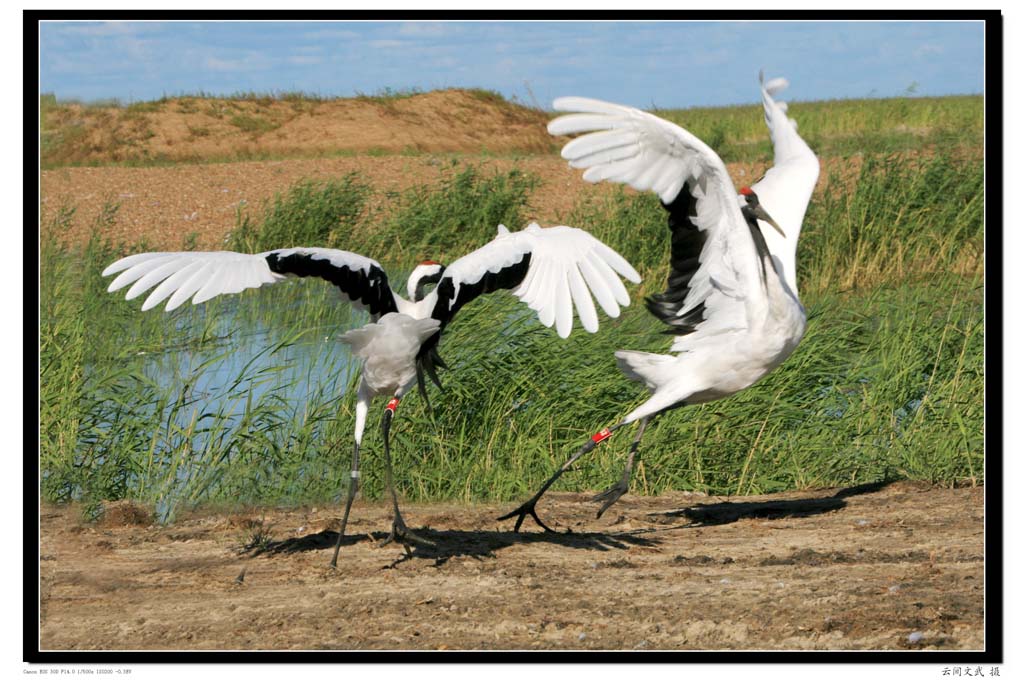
38;20;986;108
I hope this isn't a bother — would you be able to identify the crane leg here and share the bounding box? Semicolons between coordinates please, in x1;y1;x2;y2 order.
329;386;370;567
329;441;362;568
498;424;622;532
379;398;434;551
592;417;650;518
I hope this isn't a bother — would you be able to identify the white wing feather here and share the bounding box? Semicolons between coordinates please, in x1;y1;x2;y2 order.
749;71;820;253
441;223;641;338
549;96;767;332
102;248;384;312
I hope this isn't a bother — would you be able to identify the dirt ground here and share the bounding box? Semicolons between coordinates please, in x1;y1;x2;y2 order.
38;481;985;651
39;155;611;249
39;153;798;251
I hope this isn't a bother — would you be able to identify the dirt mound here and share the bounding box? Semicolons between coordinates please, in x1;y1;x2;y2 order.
41;89;555;166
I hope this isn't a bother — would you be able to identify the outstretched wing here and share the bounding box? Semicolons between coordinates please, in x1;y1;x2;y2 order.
548;94;769;344
102;247;398;316
429;222;641;338
750;72;820;245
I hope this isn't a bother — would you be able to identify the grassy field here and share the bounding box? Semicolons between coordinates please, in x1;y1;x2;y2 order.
656;94;983;161
38;93;985;523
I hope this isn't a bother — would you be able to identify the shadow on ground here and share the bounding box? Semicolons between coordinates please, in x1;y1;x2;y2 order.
250;525;665;567
245;480;896;567
656;480;896;526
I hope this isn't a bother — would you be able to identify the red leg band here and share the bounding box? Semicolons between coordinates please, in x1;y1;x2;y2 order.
386;397;400;413
591;427;613;444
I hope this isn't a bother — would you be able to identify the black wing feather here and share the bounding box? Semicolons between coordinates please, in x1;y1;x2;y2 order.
265;251;399;316
415;253;532;388
646;183;709;336
428;253;533;328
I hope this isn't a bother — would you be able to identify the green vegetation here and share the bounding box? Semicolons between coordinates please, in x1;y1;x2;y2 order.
800;153;983;292
39;139;984;520
465;88;517;106
40;93;89;167
227;113;279;136
354;86;425;104
124;100;166;114
227;174;374;253
655;95;983;160
186;124;211;138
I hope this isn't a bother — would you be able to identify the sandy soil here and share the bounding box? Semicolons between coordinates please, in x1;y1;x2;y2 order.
39;155;612;249
38;154;796;252
38;481;984;651
43;90;555;165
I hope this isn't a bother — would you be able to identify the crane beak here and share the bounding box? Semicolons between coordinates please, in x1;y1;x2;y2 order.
754;206;786;238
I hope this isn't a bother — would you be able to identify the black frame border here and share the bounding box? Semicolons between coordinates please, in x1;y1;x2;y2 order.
25;7;1003;665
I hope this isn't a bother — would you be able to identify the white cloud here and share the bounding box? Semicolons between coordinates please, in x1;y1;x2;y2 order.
288;55;323;66
204;56;251;72
302;28;361;41
495;57;518;75
694;48;732;67
914;43;945;58
397;22;453;38
45;21;166;38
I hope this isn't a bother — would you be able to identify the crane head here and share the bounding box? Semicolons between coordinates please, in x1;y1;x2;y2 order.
739;187;786;238
407;260;447;302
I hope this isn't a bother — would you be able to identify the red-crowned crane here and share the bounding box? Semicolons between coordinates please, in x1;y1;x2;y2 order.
499;72;820;532
104;222;641;563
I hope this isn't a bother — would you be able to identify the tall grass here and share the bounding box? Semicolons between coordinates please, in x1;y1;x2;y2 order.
229;161;538;260
799;153;984;293
38;153;984;521
656;95;983;160
226;174;373;253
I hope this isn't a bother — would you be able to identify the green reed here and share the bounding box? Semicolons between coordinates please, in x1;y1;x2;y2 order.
39;150;984;520
656;95;983;161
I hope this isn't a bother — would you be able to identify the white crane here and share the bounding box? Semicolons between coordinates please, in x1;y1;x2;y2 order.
499;72;820;532
103;222;641;563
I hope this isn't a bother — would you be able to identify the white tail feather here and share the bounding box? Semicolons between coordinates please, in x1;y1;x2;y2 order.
615;350;677;390
340;315;441;357
764;77;789;96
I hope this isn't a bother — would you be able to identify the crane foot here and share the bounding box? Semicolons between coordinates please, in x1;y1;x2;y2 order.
497;496;556;533
592;479;629;519
380;513;435;549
